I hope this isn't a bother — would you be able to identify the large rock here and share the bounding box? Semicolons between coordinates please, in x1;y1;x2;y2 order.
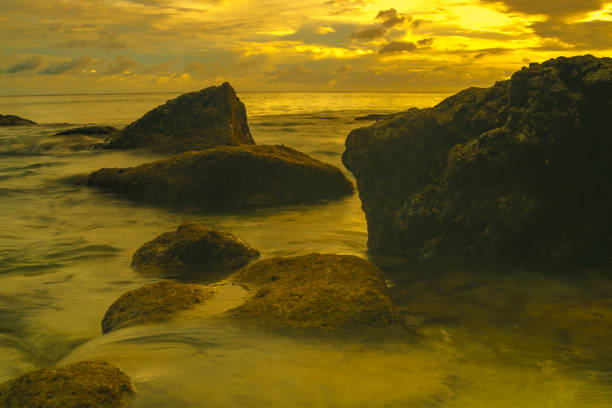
343;55;612;263
54;125;117;137
85;144;354;208
107;83;254;152
101;280;214;333
227;253;398;329
0;115;35;126
132;221;260;281
0;361;133;408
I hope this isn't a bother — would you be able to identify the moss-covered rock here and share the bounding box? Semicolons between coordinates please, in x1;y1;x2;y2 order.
343;55;612;263
101;280;214;333
0;361;133;408
85;144;354;208
0;115;35;126
227;253;398;329
107;83;254;153
132;222;260;281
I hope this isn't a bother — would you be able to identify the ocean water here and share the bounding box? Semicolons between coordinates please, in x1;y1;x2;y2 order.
0;92;611;407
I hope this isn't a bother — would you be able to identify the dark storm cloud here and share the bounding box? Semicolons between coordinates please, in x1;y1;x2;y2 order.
5;56;44;74
39;56;93;75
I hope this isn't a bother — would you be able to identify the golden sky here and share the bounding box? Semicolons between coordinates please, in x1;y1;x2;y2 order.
1;0;611;94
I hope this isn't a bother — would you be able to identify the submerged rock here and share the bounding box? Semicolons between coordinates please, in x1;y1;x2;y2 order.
0;361;133;408
227;253;398;329
85;144;354;208
101;280;214;333
0;115;35;126
343;55;612;263
107;83;254;152
37;126;118;152
54;125;117;136
132;221;260;281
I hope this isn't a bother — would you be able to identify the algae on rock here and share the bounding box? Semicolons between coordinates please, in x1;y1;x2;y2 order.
0;361;133;408
227;253;398;329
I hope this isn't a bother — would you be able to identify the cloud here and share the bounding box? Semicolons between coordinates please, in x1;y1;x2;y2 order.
350;8;408;41
39;56;93;75
417;38;435;47
379;41;417;53
530;19;612;50
379;38;434;54
5;56;45;74
103;56;138;75
57;32;127;51
350;26;386;40
479;0;607;17
376;9;405;28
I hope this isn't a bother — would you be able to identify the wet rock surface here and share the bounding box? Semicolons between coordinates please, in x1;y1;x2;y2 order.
85;144;354;208
101;280;214;333
0;115;36;126
132;221;260;281
227;253;398;329
0;361;134;408
107;82;254;153
343;55;612;263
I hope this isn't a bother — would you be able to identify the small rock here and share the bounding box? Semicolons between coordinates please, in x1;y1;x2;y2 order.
227;253;398;329
0;115;36;126
0;361;134;408
132;221;260;281
101;280;214;333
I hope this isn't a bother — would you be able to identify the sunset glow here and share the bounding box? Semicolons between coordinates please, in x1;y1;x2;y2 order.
1;0;611;94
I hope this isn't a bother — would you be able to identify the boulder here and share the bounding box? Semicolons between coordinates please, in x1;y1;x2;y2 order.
85;144;354;208
343;55;612;263
0;115;35;126
101;280;214;333
132;221;260;281
107;83;254;152
227;253;398;329
0;361;133;408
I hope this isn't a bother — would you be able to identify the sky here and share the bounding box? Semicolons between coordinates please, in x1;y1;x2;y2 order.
0;0;611;94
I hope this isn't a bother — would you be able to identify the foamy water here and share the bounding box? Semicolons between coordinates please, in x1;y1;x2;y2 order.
0;92;611;407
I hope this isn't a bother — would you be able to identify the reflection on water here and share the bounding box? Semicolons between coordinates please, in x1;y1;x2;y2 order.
0;92;611;406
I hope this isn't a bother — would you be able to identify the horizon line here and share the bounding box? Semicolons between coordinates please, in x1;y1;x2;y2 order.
0;90;454;98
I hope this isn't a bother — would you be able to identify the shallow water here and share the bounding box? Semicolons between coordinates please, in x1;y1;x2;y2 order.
1;92;611;407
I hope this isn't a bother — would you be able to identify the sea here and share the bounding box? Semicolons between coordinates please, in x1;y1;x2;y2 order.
0;92;611;407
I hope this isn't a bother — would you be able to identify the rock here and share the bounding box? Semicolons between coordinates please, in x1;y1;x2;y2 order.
132;221;260;281
0;115;35;126
54;125;117;136
101;280;214;333
0;361;133;408
37;127;117;152
107;83;254;152
227;253;398;329
343;55;612;263
85;144;354;208
355;113;393;121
